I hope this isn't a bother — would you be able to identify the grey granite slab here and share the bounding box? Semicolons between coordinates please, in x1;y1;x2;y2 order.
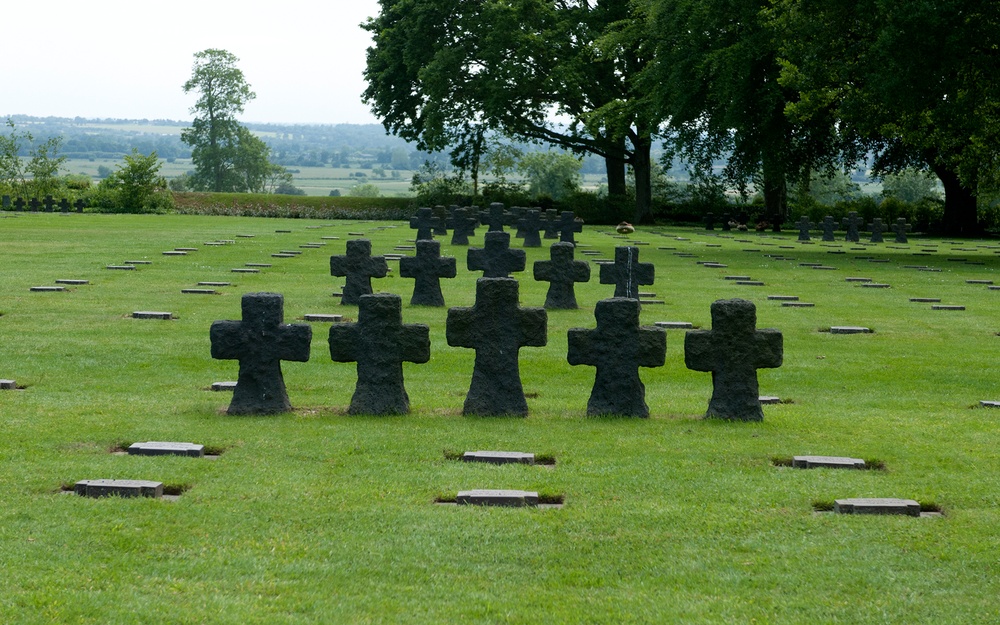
462;451;535;465
834;498;920;516
74;479;163;498
456;490;539;507
128;442;204;458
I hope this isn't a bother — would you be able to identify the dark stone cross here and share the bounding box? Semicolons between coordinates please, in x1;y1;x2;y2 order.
599;246;655;300
13;197;25;212
330;239;388;305
543;209;560;239
329;293;430;415
210;292;312;415
796;216;815;241
399;239;457;306
409;207;437;241
518;209;543;247
533;242;591;309
446;278;547;416
556;211;584;244
28;198;40;212
74;199;85;213
508;206;525;238
820;215;837;241
1;195;9;210
842;211;862;242
43;195;55;212
704;212;715;230
449;207;478;245
567;298;667;417
481;202;508;232
869;218;886;243
59;198;70;213
721;213;732;231
891;218;912;243
432;205;449;236
684;298;783;421
467;231;526;278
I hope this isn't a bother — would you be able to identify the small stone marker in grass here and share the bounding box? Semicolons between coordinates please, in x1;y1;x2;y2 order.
736;281;764;286
163;251;187;256
330;239;389;305
399;239;457;307
862;283;891;288
568;298;666;417
830;326;872;334
0;380;18;390
107;265;137;270
127;442;205;458
462;451;535;465
910;298;941;303
813;265;838;270
211;381;237;391
534;242;591;309
599;246;654;300
279;250;302;255
210;292;312;415
181;289;217;294
932;305;965;310
232;268;259;273
175;247;197;252
447;278;547;416
758;396;781;404
684;298;783;421
199;282;231;287
272;253;295;258
246;263;271;268
456;490;539;507
133;311;172;320
793;455;865;469
125;260;152;265
30;286;65;292
74;479;163;499
329;293;430;415
768;295;799;301
468;231;526;278
304;314;342;322
846;277;873;282
276;229;292;233
967;280;993;284
783;302;815;307
56;279;88;285
725;276;752;281
655;321;693;329
979;401;1000;408
834;498;920;516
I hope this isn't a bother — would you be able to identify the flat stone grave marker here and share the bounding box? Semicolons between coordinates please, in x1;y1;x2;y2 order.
655;321;693;329
211;381;237;391
0;380;18;390
861;283;891;288
321;236;340;240
237;234;255;238
55;279;88;285
181;289;217;294
279;250;302;255
272;253;296;258
232;268;259;273
107;265;137;270
30;286;66;292
800;263;822;267
462;451;535;465
163;251;187;256
74;479;163;499
868;259;890;263
702;263;727;268
759;396;781;404
910;298;941;303
834;498;920;516
330;239;389;305
300;244;322;249
175;247;198;252
124;260;152;264
967;280;993;284
782;302;815;307
903;265;928;269
276;229;292;233
830;326;872;334
793;455;865;469
736;281;764;286
128;442;204;458
827;250;846;255
846;277;873;282
246;263;271;268
988;286;1000;291
304;314;342;322
725;276;752;281
456;490;539;507
978;401;1000;408
199;282;231;287
768;295;799;301
813;266;838;270
932;305;965;310
132;311;172;319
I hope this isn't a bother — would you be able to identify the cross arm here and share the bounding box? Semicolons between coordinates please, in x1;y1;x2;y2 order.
637;326;667;368
399;324;431;364
753;330;783;369
328;323;360;363
684;330;716;372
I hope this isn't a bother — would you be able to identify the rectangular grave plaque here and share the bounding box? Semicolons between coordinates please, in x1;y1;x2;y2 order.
910;298;941;303
304;314;343;322
128;442;204;458
782;302;815;307
0;380;17;390
456;490;539;507
74;479;163;498
232;268;260;273
30;286;65;292
845;277;873;283
462;451;535;465
124;260;153;265
246;263;272;268
655;321;693;329
793;455;865;469
212;381;237;391
132;311;172;320
56;279;89;285
199;282;231;287
107;265;137;270
768;295;799;301
181;289;217;295
931;305;965;310
725;276;752;281
830;326;872;334
834;498;920;516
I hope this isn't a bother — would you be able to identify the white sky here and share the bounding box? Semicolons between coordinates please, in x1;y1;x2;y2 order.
3;0;384;125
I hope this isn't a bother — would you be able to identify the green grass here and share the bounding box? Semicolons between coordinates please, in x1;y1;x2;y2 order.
2;214;1000;623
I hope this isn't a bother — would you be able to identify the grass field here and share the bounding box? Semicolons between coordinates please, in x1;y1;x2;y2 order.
1;213;999;623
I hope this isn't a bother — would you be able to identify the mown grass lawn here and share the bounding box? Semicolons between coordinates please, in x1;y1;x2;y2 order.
1;213;999;624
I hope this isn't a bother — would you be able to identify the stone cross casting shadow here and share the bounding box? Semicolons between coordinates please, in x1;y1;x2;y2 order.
29;198;40;212
43;195;55;212
399;239;457;306
468;231;526;278
869;218;886;243
543;209;560;239
59;198;71;213
14;197;25;211
432;205;449;236
330;239;389;305
600;246;655;300
447;278;547;416
210;292;312;415
796;216;814;241
329;293;430;415
509;206;525;238
534;242;591;309
556;211;584;244
820;215;837;241
684;298;783;421
481;202;508;232
518;209;543;247
449;207;478;245
568;298;666;417
409;207;437;241
74;199;86;213
891;218;912;243
842;211;862;243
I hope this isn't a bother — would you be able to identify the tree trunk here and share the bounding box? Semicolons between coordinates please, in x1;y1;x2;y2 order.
931;163;978;236
631;135;652;224
761;156;788;231
605;152;627;198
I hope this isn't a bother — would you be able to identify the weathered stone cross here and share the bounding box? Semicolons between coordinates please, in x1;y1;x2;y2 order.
556;211;584;244
432;205;448;235
599;246;654;300
399;239;457;306
891;218;911;243
481;202;508;232
796;216;814;241
518;209;543;247
329;293;430;415
869;218;886;243
210;292;312;415
59;198;71;213
446;278;547;416
467;231;526;278
533;242;591;309
449;207;478;245
820;215;836;241
330;239;388;305
43;195;55;212
409;207;437;240
28;197;40;212
684;298;783;421
568;297;666;417
842;211;862;242
543;209;560;239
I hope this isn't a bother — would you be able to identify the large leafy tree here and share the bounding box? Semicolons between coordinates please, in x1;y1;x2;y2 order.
773;0;1000;234
363;0;660;222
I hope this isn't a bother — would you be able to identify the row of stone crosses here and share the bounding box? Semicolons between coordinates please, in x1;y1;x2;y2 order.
701;210;912;243
1;194;86;213
211;207;782;423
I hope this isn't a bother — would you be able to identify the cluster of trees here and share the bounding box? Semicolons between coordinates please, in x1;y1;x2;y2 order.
363;0;999;233
0;119;67;199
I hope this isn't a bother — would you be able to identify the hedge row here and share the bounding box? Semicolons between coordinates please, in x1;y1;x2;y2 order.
171;192;416;220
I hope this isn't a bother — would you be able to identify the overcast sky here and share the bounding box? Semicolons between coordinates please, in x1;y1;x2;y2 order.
4;0;384;125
